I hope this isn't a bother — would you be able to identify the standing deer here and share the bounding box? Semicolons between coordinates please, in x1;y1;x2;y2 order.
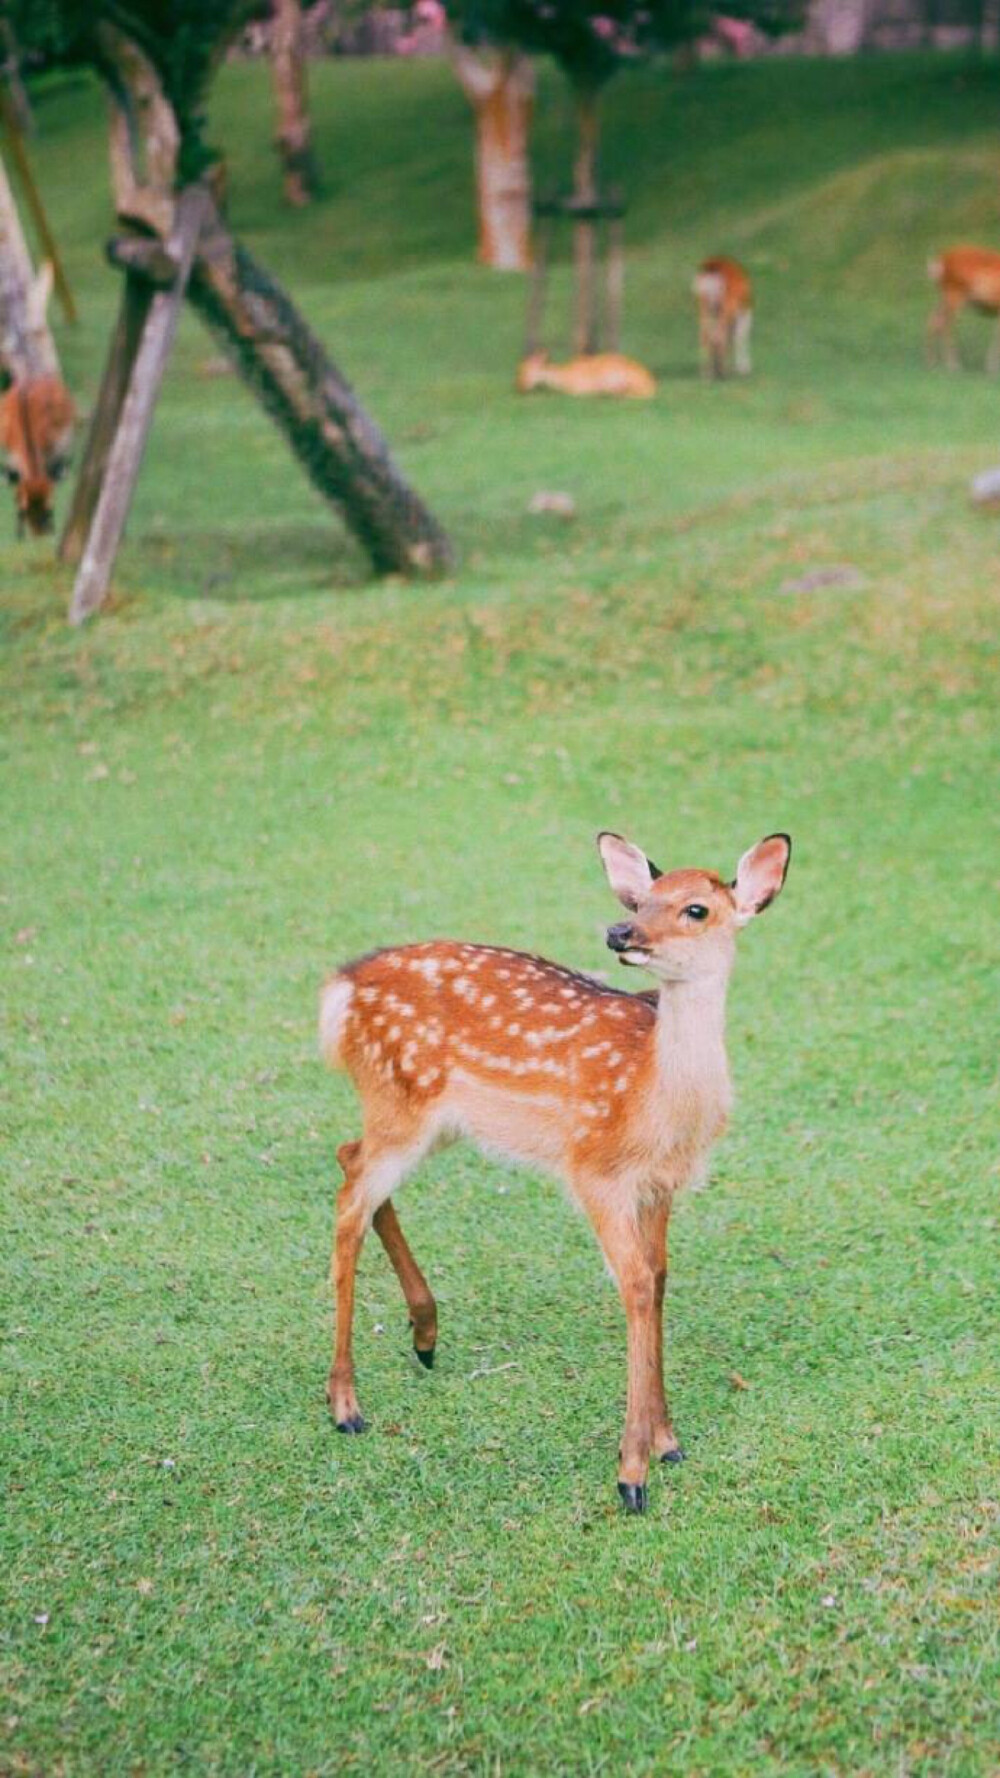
693;256;753;379
319;829;791;1513
0;373;75;536
926;246;1000;372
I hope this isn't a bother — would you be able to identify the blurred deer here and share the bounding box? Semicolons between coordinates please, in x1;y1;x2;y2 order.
516;351;656;399
693;256;753;378
319;829;791;1513
927;246;1000;371
0;374;75;536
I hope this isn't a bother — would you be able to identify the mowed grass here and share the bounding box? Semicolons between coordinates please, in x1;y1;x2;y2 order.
2;50;1000;1777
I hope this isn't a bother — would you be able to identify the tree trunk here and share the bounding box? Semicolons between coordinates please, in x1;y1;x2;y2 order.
59;272;152;564
187;198;452;576
271;0;317;206
450;42;534;272
572;81;601;355
0;146;59;379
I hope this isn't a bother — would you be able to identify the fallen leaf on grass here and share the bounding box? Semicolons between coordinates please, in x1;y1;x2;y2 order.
729;1371;751;1391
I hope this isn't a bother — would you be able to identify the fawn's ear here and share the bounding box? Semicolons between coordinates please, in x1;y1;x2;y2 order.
597;832;663;911
733;833;791;925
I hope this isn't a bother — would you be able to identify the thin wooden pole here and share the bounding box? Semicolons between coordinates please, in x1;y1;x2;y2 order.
59;273;151;564
606;214;624;354
525;211;552;354
0;90;76;324
68;186;208;625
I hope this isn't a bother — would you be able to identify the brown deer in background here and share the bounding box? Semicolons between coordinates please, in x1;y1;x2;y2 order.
693;256;753;379
0;371;75;536
927;246;1000;371
319;829;791;1513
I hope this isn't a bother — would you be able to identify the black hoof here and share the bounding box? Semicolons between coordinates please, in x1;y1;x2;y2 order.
336;1414;366;1434
661;1446;686;1464
617;1482;647;1515
414;1345;435;1370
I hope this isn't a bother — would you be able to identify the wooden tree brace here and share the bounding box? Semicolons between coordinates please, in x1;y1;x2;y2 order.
106;233;181;289
68;184;210;625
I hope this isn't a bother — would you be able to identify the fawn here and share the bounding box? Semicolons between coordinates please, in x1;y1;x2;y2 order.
0;373;75;537
693;257;753;379
516;351;656;399
319;829;791;1513
927;246;1000;372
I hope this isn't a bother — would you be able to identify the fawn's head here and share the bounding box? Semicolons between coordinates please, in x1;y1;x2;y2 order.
515;352;549;392
598;830;791;984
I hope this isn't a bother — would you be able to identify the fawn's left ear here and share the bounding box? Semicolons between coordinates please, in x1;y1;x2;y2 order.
733;834;791;925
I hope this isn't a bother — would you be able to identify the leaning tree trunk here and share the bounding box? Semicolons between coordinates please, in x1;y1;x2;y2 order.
449;41;534;272
188;200;452;575
571;79;601;355
270;0;317;206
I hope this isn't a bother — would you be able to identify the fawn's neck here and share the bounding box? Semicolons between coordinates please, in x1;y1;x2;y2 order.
653;973;732;1128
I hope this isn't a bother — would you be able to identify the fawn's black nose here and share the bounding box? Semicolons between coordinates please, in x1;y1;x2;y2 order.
606;923;635;953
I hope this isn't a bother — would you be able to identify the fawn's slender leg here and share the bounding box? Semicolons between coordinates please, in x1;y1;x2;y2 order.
327;1137;413;1432
734;308;753;377
372;1198;438;1367
591;1205;664;1514
638;1201;685;1465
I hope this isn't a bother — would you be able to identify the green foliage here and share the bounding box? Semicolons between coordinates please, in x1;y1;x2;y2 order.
3;52;1000;1777
455;0;801;84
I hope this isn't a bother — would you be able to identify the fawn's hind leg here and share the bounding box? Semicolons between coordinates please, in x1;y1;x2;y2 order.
373;1199;438;1367
327;1137;415;1432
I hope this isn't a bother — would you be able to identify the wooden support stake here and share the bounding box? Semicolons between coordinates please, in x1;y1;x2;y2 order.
0;89;76;325
606;215;624;354
525;211;553;355
58;272;152;564
68;185;208;625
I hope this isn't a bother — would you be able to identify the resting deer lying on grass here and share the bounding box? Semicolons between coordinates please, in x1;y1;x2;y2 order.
0;373;75;537
693;256;753;379
319;829;791;1513
516;351;657;398
927;245;1000;372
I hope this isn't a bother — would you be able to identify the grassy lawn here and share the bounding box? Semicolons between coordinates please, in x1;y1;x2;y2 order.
3;50;1000;1777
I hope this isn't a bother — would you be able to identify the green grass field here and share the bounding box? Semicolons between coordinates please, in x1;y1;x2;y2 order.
2;50;1000;1776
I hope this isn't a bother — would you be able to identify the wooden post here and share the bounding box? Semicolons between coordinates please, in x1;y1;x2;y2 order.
525;208;553;354
58;273;152;564
606;204;624;354
0;90;76;325
68;186;207;625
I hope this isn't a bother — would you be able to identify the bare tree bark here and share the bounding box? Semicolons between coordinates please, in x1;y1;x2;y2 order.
187;199;453;575
271;0;317;206
59;272;151;564
450;41;534;272
0;89;77;323
572;81;600;355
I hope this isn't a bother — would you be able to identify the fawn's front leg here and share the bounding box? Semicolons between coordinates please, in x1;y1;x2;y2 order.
641;1202;685;1467
591;1205;671;1515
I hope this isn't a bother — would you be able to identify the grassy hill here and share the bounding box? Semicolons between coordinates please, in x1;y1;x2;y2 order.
2;52;999;1777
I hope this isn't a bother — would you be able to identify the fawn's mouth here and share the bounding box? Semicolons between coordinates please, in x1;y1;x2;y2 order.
615;947;651;968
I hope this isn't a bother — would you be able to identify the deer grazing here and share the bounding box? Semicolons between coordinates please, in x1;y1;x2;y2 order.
319;829;791;1513
0;373;75;536
516;351;656;399
927;246;1000;372
693;256;753;379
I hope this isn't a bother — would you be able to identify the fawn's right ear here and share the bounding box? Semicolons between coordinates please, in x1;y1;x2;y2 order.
597;832;663;911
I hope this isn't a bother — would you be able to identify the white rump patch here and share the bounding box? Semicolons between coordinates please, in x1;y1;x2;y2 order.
319;976;354;1066
694;270;724;306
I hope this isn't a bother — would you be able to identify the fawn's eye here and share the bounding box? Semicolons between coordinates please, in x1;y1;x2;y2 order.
684;903;709;922
5;466;19;484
